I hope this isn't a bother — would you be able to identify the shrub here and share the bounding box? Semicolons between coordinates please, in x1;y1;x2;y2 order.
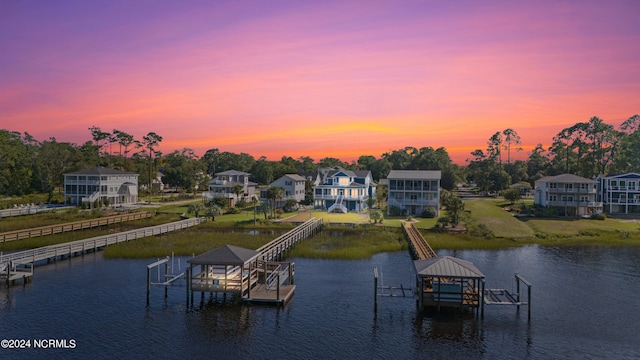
421;207;436;218
591;213;606;220
407;215;414;221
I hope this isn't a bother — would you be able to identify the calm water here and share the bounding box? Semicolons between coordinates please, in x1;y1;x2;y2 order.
1;246;639;359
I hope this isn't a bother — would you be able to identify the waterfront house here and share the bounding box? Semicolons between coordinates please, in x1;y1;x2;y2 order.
534;174;601;217
64;166;139;206
313;167;376;213
385;170;441;216
597;173;640;214
260;174;306;208
204;170;257;207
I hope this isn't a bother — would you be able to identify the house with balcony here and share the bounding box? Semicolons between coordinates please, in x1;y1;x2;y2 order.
313;167;376;213
204;170;257;207
260;174;306;208
534;174;602;217
597;173;640;214
385;170;441;217
64;166;138;206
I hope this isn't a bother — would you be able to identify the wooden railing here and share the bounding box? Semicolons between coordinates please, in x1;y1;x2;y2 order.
0;212;153;242
403;222;436;260
0;217;207;266
257;218;323;262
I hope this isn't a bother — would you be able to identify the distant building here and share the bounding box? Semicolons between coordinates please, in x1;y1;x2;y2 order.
597;173;640;214
534;174;601;217
204;170;257;207
510;182;532;197
313;167;376;213
64;166;138;206
385;170;441;216
260;174;306;208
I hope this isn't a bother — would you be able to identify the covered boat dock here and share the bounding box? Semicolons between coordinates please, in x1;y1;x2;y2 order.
186;244;295;306
414;256;485;316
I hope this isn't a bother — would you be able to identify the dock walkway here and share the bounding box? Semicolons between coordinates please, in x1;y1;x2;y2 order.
0;211;152;242
1;217;207;286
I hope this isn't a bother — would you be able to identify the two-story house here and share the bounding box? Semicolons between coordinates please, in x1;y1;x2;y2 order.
260;174;306;208
204;170;257;207
385;170;441;216
534;174;602;217
597;173;640;214
64;167;138;206
313;167;376;213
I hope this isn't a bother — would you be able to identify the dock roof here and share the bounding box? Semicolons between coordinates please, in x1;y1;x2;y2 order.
188;245;260;266
414;256;484;279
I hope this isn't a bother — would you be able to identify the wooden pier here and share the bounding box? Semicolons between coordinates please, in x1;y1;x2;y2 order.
186;218;323;306
0;217;207;286
403;222;436;260
0;211;152;242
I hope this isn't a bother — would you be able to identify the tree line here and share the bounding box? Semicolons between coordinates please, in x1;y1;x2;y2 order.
466;115;640;192
0;114;637;199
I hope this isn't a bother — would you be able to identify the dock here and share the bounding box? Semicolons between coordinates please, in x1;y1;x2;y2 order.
0;217;207;286
185;218;323;307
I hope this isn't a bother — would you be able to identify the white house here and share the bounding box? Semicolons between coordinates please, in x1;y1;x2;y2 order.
64;166;138;206
597;173;640;214
204;170;257;207
385;170;441;216
534;174;601;217
313;167;376;213
260;174;306;208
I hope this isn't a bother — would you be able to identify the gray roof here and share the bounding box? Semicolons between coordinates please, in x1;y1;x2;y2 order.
65;166;138;176
281;174;306;182
387;170;441;180
215;170;251;176
188;245;260;266
535;173;596;184
414;256;484;279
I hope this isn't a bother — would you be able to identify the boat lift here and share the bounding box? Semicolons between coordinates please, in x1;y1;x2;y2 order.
483;273;532;319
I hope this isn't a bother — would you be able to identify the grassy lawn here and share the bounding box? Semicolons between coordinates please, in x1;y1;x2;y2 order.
522;217;639;235
463;198;535;238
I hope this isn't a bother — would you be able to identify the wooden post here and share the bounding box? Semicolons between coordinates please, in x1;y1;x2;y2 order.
276;274;280;301
185;267;190;306
373;267;378;312
146;266;151;305
480;279;485;319
164;261;168;298
516;274;521;311
527;283;531;321
288;263;293;285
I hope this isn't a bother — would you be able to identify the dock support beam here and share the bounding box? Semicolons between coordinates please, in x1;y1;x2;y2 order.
373;267;378;312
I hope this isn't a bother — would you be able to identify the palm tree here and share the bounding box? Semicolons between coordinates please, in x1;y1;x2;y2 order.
266;186;284;218
232;184;244;205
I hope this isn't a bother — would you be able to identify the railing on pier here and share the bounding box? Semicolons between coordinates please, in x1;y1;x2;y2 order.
256;218;323;261
402;222;436;260
0;217;207;268
0;211;153;242
0;206;75;219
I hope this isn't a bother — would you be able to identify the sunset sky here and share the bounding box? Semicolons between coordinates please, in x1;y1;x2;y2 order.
1;0;639;164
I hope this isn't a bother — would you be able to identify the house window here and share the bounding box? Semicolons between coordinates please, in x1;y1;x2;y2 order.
620;180;627;189
566;183;573;190
580;196;589;202
629;181;637;190
580;183;589;190
549;183;557;189
611;180;618;189
101;185;107;193
550;195;557;201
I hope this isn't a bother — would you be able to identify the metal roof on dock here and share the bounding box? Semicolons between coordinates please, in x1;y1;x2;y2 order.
414;256;485;279
188;245;260;266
